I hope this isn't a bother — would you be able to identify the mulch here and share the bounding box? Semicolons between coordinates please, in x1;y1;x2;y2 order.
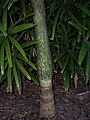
0;73;90;120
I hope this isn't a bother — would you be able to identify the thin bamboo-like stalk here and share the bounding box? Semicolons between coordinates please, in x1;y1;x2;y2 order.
31;0;55;118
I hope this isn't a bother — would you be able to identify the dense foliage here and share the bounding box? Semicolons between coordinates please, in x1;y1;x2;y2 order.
0;0;39;94
46;0;90;91
0;0;90;93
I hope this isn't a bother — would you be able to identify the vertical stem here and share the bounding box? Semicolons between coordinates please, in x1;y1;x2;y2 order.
31;0;55;118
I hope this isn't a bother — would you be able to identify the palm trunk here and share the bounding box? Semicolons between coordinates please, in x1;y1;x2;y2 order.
31;0;55;118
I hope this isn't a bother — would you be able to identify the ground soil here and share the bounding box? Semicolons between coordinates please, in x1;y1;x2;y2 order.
0;73;90;120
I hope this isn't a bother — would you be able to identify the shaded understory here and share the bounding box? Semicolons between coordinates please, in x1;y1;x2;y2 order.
0;73;90;120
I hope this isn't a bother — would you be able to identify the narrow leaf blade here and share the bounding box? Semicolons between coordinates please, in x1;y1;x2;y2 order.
8;23;36;34
1;43;4;75
0;22;7;36
78;42;87;65
9;36;28;61
76;4;90;17
63;69;70;92
7;66;12;93
17;55;37;70
13;62;22;94
15;58;31;80
5;38;12;67
21;40;39;48
86;51;90;83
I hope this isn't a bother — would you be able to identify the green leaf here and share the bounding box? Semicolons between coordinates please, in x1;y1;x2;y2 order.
0;73;7;84
13;62;22;94
1;43;4;75
60;20;69;47
28;72;39;86
9;35;28;61
47;5;59;21
78;42;87;65
21;0;27;17
77;31;81;43
51;7;62;40
76;4;90;17
54;50;67;62
3;5;8;31
17;32;25;42
5;38;12;67
66;8;88;30
0;35;4;45
63;69;70;92
8;2;13;10
68;21;81;31
70;56;74;78
61;55;69;73
7;66;12;93
84;31;90;41
2;0;9;8
8;0;17;10
84;41;90;50
21;40;39;48
86;51;90;83
75;65;85;78
8;23;36;34
17;69;22;94
12;13;34;27
17;55;37;70
0;22;7;36
15;58;31;80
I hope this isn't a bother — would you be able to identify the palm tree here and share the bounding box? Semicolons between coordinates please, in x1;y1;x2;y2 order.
31;0;55;118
